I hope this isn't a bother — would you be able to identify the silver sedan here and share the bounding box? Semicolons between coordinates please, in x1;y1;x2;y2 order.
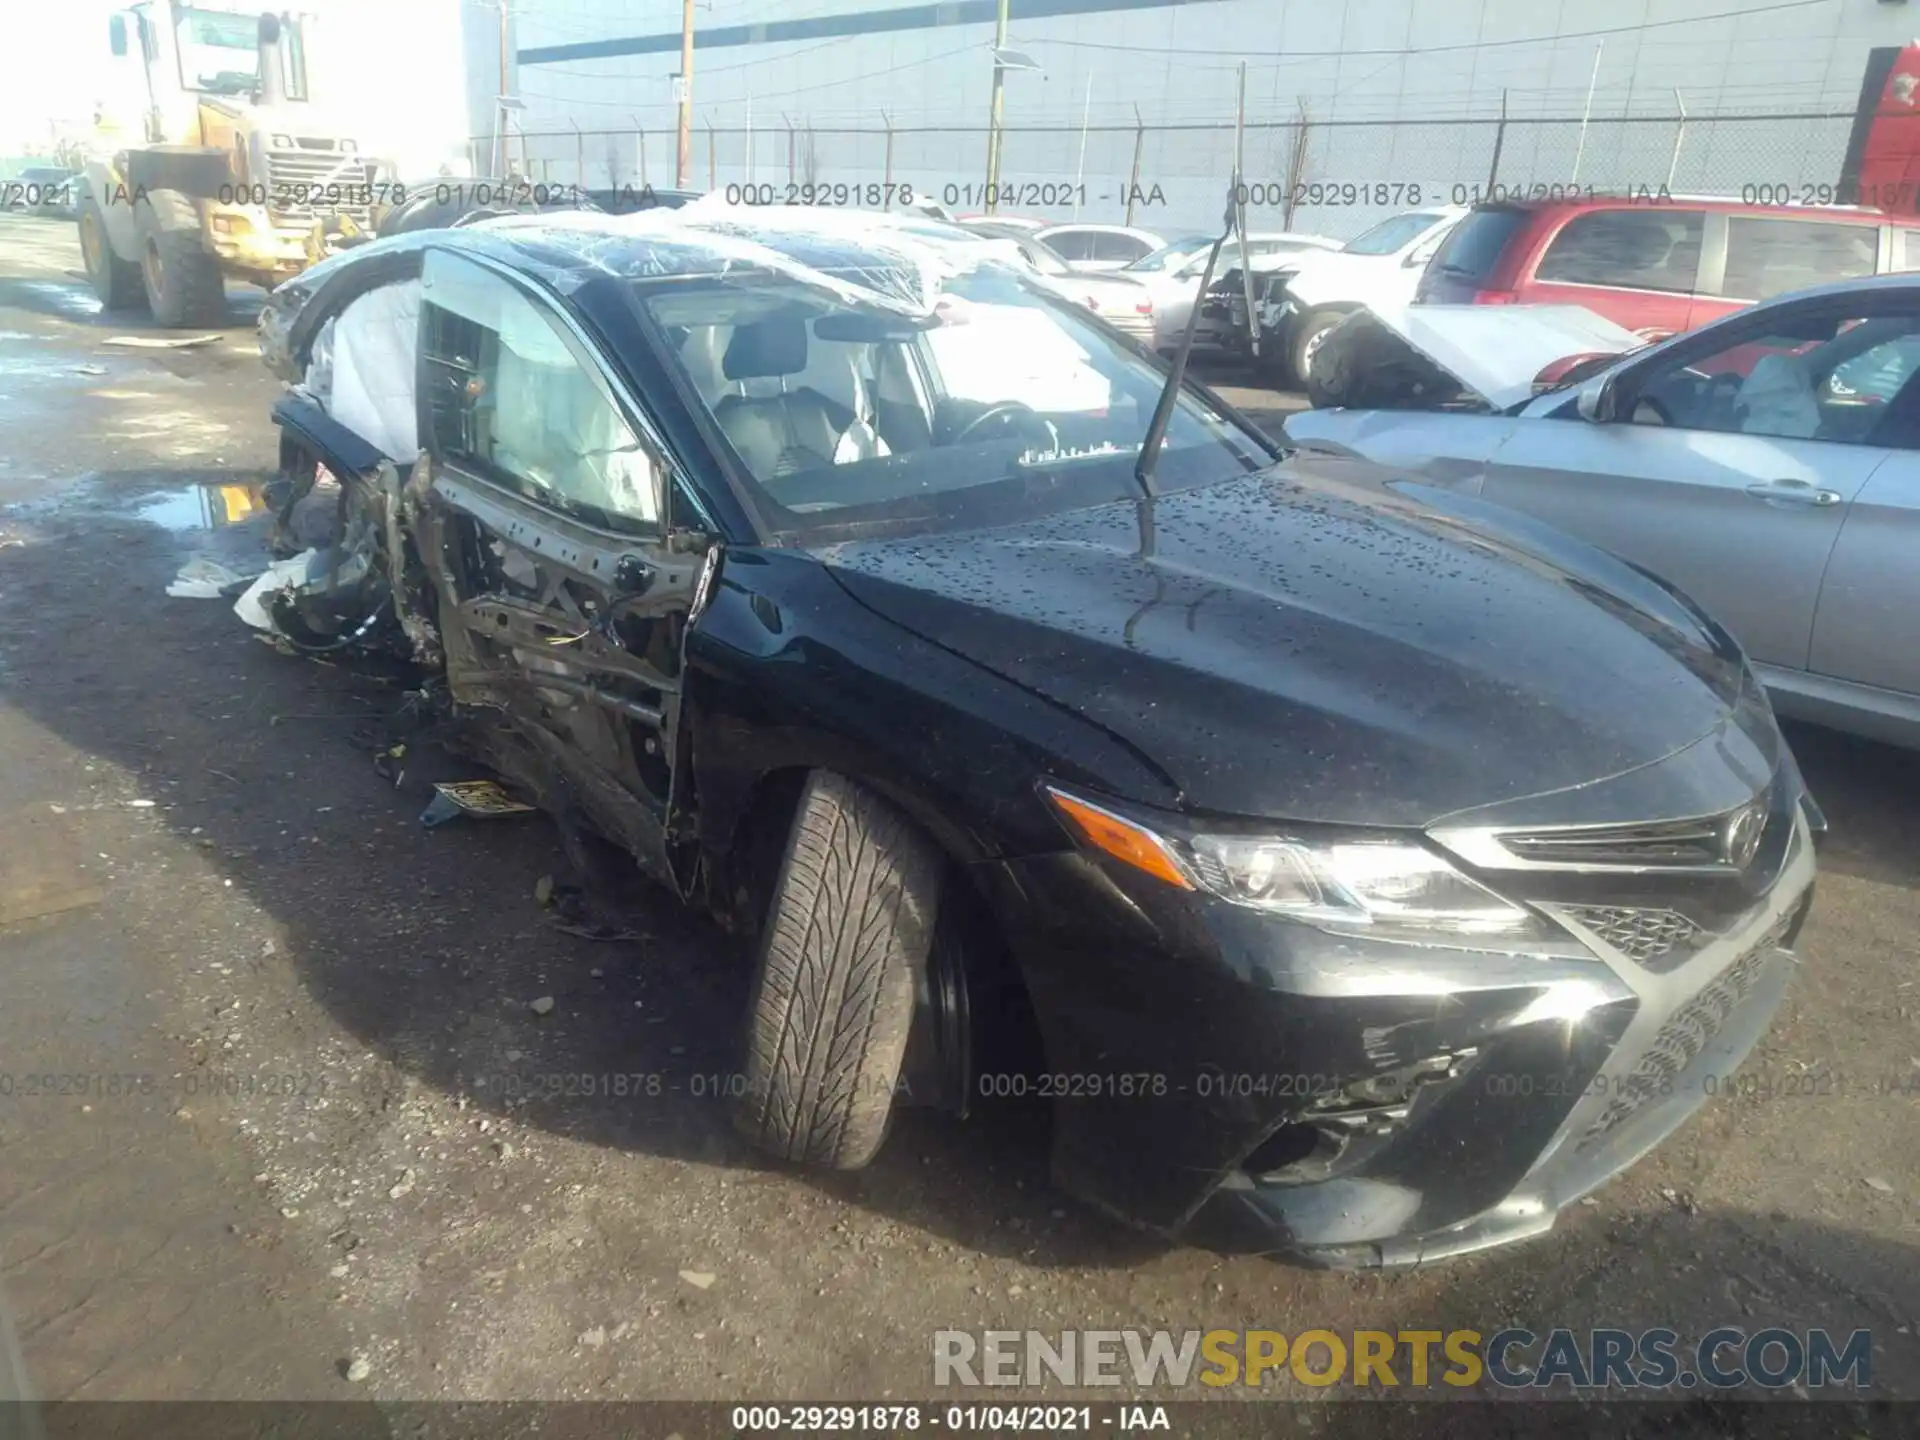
1286;274;1920;749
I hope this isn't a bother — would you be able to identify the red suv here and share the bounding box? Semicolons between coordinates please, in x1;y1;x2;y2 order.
1414;196;1917;337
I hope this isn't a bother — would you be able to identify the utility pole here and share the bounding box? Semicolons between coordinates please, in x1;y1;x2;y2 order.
494;0;511;176
983;0;1010;213
498;0;510;101
677;0;695;188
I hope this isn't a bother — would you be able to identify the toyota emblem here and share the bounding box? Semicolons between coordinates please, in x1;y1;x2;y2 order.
1723;800;1766;870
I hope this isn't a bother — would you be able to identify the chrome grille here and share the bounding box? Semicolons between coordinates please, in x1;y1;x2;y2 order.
1559;904;1703;970
1576;909;1795;1150
262;147;375;224
1499;817;1724;868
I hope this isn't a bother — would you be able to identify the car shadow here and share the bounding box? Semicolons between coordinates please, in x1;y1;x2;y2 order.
4;475;1916;1287
0;478;1168;1271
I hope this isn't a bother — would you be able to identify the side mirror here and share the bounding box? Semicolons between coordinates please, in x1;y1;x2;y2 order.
258;11;282;44
1575;375;1614;422
108;13;128;55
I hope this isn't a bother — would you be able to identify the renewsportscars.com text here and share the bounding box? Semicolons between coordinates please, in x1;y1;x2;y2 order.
932;1328;1872;1391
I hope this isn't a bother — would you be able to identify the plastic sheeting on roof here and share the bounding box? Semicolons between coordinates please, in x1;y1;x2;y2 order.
469;201;1014;315
259;202;1027;381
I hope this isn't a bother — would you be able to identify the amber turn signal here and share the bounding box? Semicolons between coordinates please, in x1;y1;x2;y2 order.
1044;787;1194;890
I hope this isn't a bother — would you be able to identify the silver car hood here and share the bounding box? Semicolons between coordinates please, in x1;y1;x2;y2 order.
1315;302;1641;410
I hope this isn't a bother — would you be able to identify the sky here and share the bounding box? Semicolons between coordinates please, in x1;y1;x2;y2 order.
0;0;126;155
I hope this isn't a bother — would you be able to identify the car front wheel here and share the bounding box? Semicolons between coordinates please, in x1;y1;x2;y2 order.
1292;308;1349;392
733;770;940;1169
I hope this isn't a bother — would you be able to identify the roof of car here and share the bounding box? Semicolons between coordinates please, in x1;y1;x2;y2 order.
1036;222;1164;238
444;203;1028;318
1475;193;1888;223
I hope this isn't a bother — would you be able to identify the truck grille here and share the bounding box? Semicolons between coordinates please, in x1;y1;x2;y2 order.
1575;908;1795;1151
263;147;376;225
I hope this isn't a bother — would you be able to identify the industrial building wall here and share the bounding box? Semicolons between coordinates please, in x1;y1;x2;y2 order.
483;0;1920;234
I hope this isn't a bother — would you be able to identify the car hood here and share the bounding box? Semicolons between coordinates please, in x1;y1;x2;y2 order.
1329;302;1642;411
813;456;1761;828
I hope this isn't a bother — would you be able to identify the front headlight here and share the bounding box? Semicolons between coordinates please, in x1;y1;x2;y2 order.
1045;786;1562;949
1182;833;1542;939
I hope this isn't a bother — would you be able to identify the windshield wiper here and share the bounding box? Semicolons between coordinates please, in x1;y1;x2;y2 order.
1135;183;1240;498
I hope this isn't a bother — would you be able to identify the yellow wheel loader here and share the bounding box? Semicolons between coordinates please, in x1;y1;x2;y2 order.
77;4;395;326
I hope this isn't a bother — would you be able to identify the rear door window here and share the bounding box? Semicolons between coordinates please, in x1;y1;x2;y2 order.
1093;232;1153;264
1720;218;1878;301
1045;230;1095;262
1898;227;1920;271
1427;206;1528;285
1534;209;1705;292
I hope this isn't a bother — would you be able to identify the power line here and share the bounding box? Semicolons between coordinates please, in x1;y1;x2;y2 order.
527;34;850;81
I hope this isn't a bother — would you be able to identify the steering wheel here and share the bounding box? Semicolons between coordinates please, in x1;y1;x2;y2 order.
950;400;1057;449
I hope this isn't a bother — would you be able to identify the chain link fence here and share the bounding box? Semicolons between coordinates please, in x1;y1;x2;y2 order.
486;109;1861;237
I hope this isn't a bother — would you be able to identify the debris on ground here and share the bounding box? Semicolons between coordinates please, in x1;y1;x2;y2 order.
103;333;221;349
420;780;537;828
167;556;260;599
679;1270;716;1290
344;1355;372;1383
529;996;556;1017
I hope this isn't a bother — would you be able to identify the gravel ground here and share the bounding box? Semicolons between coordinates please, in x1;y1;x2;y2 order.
0;213;1915;1433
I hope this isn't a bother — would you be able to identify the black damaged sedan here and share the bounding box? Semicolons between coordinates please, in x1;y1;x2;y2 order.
253;206;1818;1267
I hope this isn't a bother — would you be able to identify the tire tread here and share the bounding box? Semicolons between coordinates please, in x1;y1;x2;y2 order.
734;771;938;1169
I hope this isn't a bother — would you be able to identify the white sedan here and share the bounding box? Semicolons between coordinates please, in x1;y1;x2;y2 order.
1285;277;1920;748
1033;223;1168;272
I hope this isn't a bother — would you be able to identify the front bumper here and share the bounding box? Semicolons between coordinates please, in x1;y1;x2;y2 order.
1101;312;1157;345
209;206;371;278
981;764;1816;1267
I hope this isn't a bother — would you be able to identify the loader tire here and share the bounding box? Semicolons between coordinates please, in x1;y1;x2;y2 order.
135;191;227;328
78;198;144;311
733;770;940;1169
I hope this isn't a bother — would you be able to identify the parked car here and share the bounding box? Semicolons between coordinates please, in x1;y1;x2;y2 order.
956;213;1051;232
587;184;702;214
1126;232;1341;353
251;206;1817;1266
1257;207;1467;381
956;220;1156;344
1033;222;1167;271
1415;195;1914;337
5;166;75;217
1287;274;1920;749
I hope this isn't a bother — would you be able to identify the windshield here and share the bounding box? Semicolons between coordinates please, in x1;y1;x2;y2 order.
174;7;259;94
1124;235;1214;272
1341;212;1443;256
640;264;1271;542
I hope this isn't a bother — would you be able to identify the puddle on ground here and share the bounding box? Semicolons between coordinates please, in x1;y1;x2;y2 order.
133;481;268;532
11;279;103;322
3;474;269;536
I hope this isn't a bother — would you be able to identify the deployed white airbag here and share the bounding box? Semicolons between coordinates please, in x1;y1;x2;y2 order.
328;280;422;462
